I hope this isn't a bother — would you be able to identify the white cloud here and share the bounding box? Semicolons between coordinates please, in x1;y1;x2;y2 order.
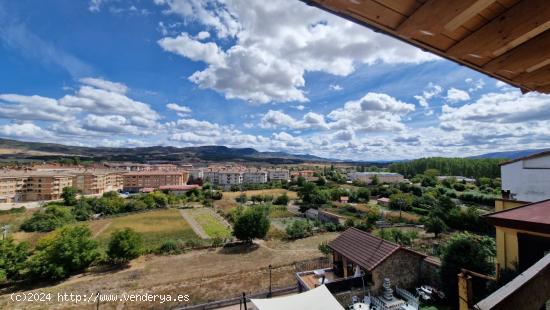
166;103;192;115
414;82;442;108
156;0;436;103
0;122;51;139
0;94;74;121
446;88;470;103
79;77;128;94
329;84;343;91
260;110;328;130
466;78;485;92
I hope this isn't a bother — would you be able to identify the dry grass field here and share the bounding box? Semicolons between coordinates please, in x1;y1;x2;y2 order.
0;232;340;310
215;189;297;216
94;209;199;250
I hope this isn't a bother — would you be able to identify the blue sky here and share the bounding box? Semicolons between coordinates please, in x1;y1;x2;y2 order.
1;0;549;160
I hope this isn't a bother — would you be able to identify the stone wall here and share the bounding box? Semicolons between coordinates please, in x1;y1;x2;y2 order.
371;249;425;294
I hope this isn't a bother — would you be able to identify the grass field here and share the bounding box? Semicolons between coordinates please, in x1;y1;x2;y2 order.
188;208;231;238
94;209;199;250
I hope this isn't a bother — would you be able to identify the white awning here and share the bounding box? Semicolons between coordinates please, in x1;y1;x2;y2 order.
251;285;344;310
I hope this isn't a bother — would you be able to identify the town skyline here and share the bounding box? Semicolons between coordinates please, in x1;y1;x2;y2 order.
1;0;549;161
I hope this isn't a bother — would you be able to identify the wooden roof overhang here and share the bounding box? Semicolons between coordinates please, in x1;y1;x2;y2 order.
301;0;550;94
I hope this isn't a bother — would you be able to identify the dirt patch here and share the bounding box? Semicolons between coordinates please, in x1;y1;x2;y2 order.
0;233;339;309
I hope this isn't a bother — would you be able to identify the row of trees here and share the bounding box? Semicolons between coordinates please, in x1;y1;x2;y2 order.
1;226;143;282
389;157;503;179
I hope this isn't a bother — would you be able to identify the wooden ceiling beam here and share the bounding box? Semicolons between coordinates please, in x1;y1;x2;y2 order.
483;31;550;78
396;0;496;38
447;0;550;66
514;63;550;87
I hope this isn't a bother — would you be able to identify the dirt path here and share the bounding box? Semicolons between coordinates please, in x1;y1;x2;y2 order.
92;221;111;238
179;209;209;239
208;208;232;229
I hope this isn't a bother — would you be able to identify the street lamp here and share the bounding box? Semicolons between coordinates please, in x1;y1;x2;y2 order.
268;264;273;298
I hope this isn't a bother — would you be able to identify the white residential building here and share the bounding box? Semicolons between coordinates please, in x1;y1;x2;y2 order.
218;171;243;185
501;151;550;202
243;171;268;184
268;169;290;181
188;168;204;180
203;171;220;184
347;172;404;184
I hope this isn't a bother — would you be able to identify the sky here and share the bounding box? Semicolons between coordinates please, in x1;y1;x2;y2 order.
0;0;549;161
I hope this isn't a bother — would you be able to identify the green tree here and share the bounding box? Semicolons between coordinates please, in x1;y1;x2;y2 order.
424;169;440;178
233;208;270;243
107;228;143;263
61;186;78;206
423;215;447;237
273;193;289;205
0;238;29;282
370;175;379;185
27;225;100;280
21;205;75;232
440;232;496;309
285;220;313;239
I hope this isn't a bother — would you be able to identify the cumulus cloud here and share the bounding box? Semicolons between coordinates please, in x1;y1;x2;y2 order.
446;88;470;103
156;0;436;103
0;122;52;139
0;94;75;121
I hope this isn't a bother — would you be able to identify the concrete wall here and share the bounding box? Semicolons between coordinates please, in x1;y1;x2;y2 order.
501;155;550;202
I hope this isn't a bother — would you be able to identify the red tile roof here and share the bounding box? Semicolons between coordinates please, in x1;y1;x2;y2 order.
485;199;550;234
328;228;403;271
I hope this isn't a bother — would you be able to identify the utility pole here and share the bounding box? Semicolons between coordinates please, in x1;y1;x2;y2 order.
268;264;273;298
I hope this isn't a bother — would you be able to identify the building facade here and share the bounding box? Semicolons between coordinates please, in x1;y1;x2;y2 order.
243;171;268;184
347;172;404;184
73;172;123;195
268;169;290;181
500;151;550;202
122;170;189;192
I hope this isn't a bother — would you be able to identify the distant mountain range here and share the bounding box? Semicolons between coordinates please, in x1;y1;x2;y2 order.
1;138;548;164
0;138;332;164
469;148;550;160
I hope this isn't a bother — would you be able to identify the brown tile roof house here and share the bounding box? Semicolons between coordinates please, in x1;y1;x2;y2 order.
326;228;441;293
329;228;401;271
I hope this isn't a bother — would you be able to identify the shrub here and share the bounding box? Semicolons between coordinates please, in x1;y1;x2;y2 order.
158;240;179;254
27;225;99;280
285;220;313;239
318;241;331;257
107;228;143;263
273;193;289;205
21;206;75;232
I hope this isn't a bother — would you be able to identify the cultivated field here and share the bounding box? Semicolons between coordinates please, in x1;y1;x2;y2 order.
0;233;339;310
93;209;199;250
186;208;232;238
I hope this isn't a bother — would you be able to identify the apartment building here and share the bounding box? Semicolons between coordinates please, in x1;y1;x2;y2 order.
347;172;404;184
188;168;204;181
218;171;244;186
122;170;189;192
268;169;290;181
0;176;26;202
500;151;550;202
243;170;268;184
73;172;123;195
0;170;127;202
